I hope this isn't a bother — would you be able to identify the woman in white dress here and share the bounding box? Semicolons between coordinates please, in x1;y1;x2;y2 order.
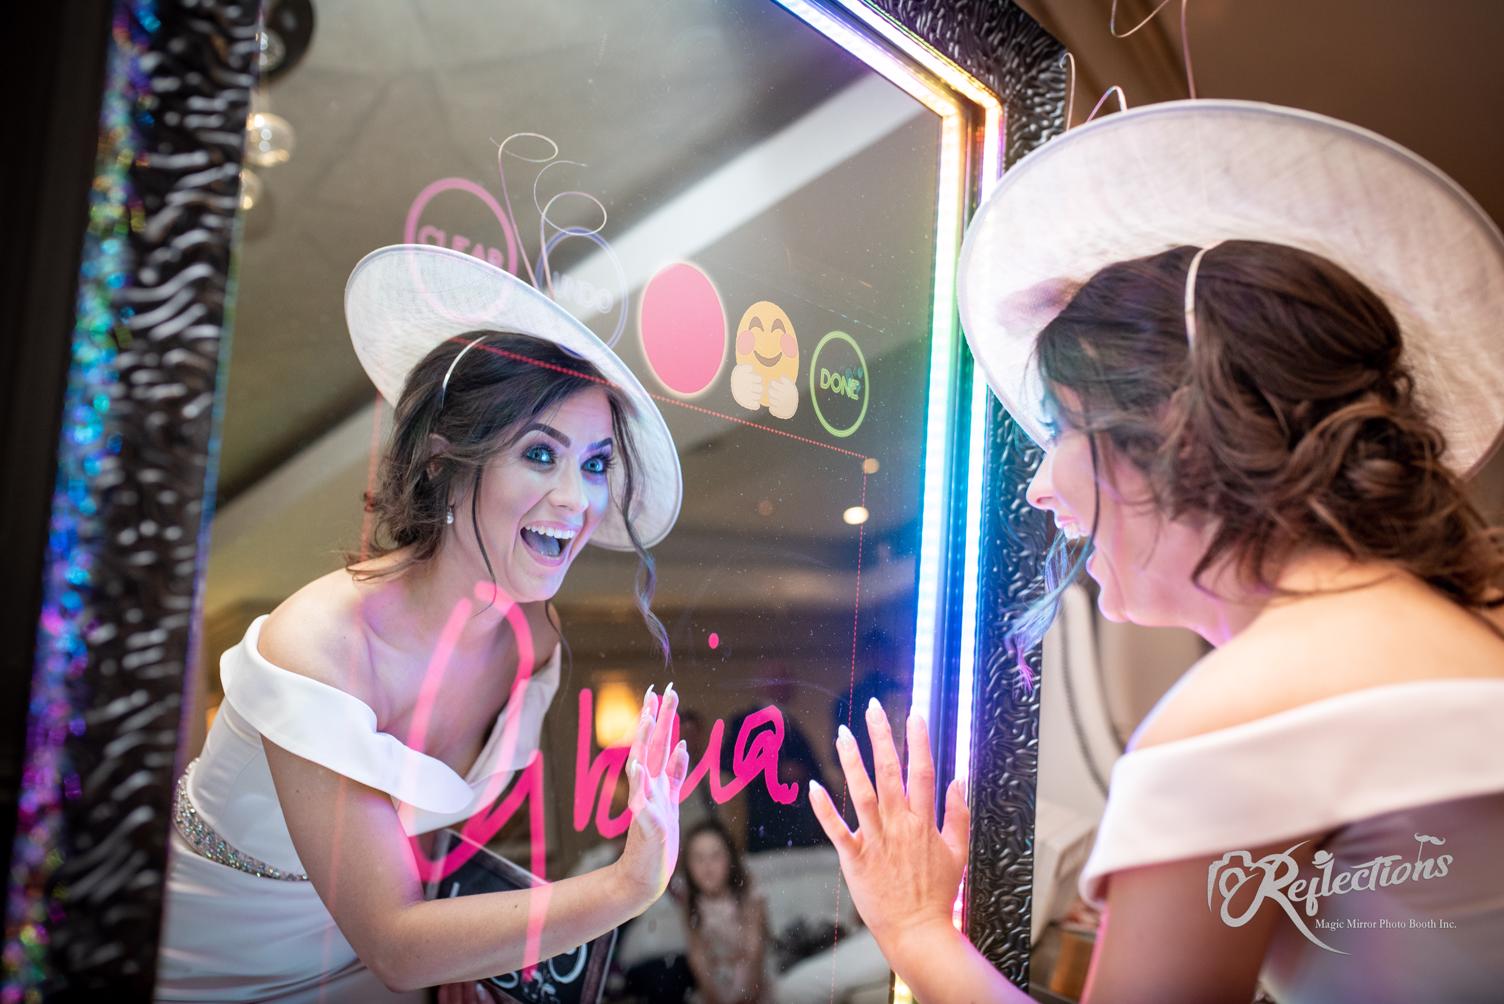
156;245;691;1001
808;102;1504;1003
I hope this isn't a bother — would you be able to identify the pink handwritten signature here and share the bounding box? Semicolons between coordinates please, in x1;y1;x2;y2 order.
409;584;796;893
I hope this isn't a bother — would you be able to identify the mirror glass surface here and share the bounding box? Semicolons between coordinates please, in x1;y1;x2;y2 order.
175;1;949;999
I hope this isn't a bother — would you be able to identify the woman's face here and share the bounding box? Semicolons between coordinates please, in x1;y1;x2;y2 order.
1026;388;1212;628
687;831;732;896
452;387;615;604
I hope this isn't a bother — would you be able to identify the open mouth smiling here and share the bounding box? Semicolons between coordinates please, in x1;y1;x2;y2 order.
520;523;579;562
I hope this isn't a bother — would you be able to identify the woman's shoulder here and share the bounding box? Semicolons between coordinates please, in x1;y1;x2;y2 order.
257;570;380;707
1132;577;1504;752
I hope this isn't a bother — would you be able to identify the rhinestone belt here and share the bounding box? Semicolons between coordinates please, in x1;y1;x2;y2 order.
173;758;310;882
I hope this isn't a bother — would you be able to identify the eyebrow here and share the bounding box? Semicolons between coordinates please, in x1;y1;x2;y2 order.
522;422;570;447
522;423;613;453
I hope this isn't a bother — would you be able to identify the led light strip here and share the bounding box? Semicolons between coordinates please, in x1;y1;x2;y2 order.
831;0;1004;184
952;373;990;791
776;0;966;119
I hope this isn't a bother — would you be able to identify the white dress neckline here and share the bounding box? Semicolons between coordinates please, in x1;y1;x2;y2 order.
1080;676;1504;906
220;614;561;828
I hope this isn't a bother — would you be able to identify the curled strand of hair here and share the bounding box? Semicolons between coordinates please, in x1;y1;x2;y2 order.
612;395;669;666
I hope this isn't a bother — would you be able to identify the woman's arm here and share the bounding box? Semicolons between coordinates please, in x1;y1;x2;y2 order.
265;686;687;992
1079;833;1319;1003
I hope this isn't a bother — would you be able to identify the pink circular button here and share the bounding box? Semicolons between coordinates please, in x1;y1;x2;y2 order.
639;263;726;397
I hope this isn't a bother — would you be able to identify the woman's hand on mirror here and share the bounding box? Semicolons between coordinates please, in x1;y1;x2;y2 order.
612;684;690;912
808;700;970;968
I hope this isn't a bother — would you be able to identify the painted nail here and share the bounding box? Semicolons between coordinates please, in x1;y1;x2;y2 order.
809;778;825;798
665;681;676;701
837;724;854;748
867;696;880;715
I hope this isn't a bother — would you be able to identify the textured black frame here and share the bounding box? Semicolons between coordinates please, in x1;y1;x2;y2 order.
2;1;259;998
6;0;1061;998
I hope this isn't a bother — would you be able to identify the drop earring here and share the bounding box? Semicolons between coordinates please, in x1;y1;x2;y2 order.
445;503;455;525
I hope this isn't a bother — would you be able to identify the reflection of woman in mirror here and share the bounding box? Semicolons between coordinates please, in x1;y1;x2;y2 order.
156;246;691;1002
680;818;772;1004
810;103;1504;1003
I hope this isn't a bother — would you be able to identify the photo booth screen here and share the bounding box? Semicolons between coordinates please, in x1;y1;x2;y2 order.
192;1;958;997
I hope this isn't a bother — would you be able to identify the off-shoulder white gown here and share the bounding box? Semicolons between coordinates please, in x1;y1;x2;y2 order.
155;615;560;1002
1080;678;1504;1004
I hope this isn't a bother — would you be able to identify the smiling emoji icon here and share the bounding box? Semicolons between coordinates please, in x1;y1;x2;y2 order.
730;300;799;419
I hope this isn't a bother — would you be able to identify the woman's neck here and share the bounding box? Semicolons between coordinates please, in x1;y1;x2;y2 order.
358;546;522;659
1192;548;1403;647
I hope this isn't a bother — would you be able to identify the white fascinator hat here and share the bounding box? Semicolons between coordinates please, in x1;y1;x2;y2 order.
957;99;1504;479
345;243;682;550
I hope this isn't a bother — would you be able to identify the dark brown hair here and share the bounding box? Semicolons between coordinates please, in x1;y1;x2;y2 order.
1014;240;1504;661
348;330;669;661
681;817;749;930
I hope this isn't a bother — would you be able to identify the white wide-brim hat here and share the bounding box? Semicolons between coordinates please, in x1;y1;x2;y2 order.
346;243;682;550
958;99;1504;479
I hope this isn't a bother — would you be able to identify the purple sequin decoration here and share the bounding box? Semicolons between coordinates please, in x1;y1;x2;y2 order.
1;3;158;999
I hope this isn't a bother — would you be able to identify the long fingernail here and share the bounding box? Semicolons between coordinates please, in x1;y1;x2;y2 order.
867;696;880;715
665;681;676;700
837;724;854;748
808;778;825;798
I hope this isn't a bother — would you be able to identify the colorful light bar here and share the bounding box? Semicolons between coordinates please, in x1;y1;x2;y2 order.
775;5;1004;985
952;131;1003;798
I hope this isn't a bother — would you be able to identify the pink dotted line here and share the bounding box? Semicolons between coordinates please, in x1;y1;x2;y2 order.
644;391;870;460
830;470;869;1001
